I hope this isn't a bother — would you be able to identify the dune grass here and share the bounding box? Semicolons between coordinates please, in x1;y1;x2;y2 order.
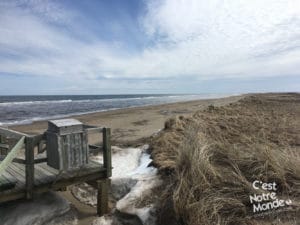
150;93;300;225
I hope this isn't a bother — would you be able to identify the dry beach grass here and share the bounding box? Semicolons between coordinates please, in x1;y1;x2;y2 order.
150;93;300;225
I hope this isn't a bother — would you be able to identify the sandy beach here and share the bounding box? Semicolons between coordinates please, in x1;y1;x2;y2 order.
10;95;243;146
1;93;299;225
1;1;299;224
3;95;243;225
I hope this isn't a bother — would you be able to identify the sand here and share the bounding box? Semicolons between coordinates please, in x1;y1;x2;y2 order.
7;95;244;225
11;95;243;147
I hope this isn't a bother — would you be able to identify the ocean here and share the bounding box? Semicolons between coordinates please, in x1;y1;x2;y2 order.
0;94;233;126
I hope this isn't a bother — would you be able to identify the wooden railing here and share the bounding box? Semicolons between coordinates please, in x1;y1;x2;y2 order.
0;125;112;199
0;128;47;198
84;125;112;177
0;136;25;174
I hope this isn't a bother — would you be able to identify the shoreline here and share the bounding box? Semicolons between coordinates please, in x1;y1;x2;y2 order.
0;94;240;127
10;95;244;146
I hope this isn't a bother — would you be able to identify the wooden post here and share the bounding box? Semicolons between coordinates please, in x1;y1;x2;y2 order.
97;179;109;216
25;136;34;199
37;140;44;154
102;128;112;177
0;135;6;155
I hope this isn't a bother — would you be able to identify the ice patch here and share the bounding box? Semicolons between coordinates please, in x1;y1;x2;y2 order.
129;152;156;177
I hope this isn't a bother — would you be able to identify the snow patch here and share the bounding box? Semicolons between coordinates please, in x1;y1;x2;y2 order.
116;173;161;224
72;146;143;206
82;144;161;225
91;216;113;225
91;146;142;178
129;150;157;178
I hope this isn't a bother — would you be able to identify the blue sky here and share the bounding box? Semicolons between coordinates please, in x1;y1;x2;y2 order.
0;0;299;95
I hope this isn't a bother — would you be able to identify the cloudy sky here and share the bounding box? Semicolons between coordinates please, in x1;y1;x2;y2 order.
0;0;299;95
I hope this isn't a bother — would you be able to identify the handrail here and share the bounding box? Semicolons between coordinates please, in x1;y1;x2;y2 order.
0;123;111;201
0;143;9;149
25;136;34;199
0;136;25;175
0;127;29;139
84;126;104;134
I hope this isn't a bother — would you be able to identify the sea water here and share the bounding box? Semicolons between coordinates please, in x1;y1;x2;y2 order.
0;94;232;126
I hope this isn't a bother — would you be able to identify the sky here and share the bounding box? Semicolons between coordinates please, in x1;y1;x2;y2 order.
0;0;299;95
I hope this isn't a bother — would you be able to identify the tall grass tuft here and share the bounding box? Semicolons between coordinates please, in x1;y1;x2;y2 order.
151;94;300;225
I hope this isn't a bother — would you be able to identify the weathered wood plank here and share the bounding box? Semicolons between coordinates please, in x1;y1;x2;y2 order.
0;136;25;175
35;164;57;181
39;163;59;174
25;136;34;199
5;165;25;190
97;179;109;216
84;127;104;134
60;162;102;179
13;158;26;164
32;169;107;194
46;132;60;170
7;163;25;189
12;163;48;186
30;165;51;185
0;163;107;203
34;158;47;164
103;128;112;177
0;127;28;139
0;143;9;149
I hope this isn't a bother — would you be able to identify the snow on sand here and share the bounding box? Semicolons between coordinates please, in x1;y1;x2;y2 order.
74;145;162;225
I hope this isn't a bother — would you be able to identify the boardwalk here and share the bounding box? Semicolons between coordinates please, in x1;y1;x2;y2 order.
0;120;112;216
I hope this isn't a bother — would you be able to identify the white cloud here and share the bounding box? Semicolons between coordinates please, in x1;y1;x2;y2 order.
0;0;299;84
140;0;300;78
